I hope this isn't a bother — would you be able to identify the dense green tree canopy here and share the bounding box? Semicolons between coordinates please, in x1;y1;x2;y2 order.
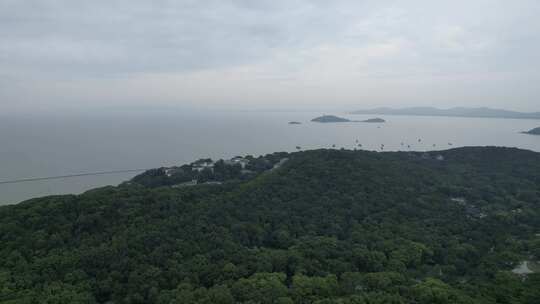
1;147;539;303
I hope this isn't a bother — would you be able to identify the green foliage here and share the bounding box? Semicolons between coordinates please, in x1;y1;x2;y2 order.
291;274;338;303
413;278;474;304
231;272;290;303
1;147;540;303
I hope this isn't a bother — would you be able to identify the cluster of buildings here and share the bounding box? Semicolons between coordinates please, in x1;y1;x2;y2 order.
191;157;250;172
224;157;249;168
164;156;289;189
192;160;215;172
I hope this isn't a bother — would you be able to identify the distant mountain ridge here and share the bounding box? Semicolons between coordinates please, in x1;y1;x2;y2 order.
351;107;540;120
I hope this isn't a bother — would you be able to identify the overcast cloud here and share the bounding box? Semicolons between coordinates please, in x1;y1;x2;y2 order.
1;0;539;112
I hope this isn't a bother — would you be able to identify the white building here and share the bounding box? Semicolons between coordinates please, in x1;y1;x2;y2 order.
225;157;249;169
192;161;214;172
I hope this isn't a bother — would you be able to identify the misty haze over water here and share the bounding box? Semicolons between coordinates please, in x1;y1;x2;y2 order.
2;110;539;205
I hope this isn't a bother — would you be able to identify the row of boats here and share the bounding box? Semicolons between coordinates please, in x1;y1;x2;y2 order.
295;140;454;151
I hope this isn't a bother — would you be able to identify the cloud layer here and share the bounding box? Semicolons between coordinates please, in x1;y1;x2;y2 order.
1;0;539;111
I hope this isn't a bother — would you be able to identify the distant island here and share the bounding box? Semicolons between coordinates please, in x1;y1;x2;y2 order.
311;115;351;123
523;127;540;135
311;115;385;123
351;107;540;120
361;118;385;123
288;121;302;125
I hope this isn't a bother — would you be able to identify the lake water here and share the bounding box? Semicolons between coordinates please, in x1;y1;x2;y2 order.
2;110;540;205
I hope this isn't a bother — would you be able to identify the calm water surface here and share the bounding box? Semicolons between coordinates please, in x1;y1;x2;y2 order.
1;111;539;204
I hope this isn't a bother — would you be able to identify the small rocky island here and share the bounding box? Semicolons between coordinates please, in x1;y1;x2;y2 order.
311;115;351;123
288;121;302;125
523;127;540;135
311;115;386;123
361;118;385;123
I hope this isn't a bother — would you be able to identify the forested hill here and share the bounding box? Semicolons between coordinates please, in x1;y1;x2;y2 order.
1;147;540;303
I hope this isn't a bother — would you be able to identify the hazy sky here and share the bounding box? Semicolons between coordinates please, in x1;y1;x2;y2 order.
1;0;539;112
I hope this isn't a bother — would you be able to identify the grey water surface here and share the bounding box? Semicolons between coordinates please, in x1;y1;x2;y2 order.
1;110;539;205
